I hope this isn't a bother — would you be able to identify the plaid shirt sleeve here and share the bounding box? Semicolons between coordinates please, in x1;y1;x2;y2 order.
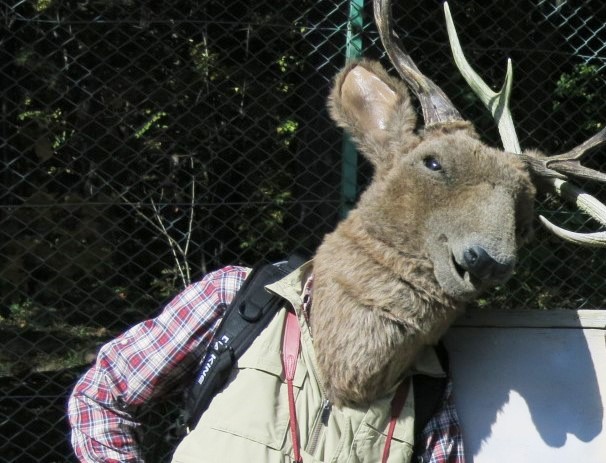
67;266;249;463
418;378;465;463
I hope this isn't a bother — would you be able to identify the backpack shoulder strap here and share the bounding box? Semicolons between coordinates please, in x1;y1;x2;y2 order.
180;254;305;433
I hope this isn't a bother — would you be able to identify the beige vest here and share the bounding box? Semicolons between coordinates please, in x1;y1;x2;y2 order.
172;263;445;463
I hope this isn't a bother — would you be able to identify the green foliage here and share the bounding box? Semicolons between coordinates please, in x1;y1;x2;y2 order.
134;110;168;140
34;0;53;12
4;0;319;335
554;63;605;132
16;98;74;159
5;299;37;326
276;118;299;147
237;184;294;257
190;40;220;79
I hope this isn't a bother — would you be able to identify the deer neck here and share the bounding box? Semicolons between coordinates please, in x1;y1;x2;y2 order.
309;212;463;406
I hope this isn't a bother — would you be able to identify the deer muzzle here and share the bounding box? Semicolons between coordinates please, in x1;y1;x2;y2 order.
424;182;521;301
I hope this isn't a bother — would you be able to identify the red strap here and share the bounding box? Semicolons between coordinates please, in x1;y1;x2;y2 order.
382;378;411;463
282;309;302;463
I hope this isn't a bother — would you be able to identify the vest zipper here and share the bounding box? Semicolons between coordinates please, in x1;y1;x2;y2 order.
298;282;332;458
306;398;332;456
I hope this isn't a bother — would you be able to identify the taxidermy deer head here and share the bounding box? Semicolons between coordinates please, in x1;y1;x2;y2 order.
310;0;606;407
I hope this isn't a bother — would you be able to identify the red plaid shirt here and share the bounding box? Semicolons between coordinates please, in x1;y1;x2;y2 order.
68;266;465;463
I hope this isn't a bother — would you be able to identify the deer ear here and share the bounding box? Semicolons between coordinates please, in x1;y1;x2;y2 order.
329;60;418;170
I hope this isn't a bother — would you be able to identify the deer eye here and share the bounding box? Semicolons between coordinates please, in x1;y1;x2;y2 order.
423;156;442;171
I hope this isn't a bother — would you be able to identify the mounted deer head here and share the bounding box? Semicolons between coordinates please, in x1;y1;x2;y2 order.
309;0;606;407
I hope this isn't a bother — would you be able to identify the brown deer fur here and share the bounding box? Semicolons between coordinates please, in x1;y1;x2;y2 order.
310;59;536;406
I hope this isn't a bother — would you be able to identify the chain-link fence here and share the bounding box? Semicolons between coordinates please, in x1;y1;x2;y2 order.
2;0;606;461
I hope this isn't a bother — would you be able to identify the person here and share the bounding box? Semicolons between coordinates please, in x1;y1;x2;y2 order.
68;263;465;463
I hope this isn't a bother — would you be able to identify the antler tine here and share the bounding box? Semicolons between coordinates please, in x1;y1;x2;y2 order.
545;127;606;182
444;2;520;153
373;0;463;128
540;215;606;246
539;177;606;247
444;1;606;247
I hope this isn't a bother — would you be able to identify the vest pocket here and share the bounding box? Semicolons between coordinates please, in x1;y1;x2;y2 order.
351;420;414;463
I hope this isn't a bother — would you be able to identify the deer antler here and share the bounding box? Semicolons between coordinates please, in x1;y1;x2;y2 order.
544;128;606;181
373;0;463;128
444;3;519;153
444;1;606;247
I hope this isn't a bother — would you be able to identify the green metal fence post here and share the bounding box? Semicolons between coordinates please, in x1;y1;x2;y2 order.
340;0;364;218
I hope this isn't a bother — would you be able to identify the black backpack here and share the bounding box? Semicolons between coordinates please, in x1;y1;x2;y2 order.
176;255;448;459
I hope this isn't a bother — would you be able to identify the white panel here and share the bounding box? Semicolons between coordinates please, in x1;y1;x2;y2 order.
444;313;606;463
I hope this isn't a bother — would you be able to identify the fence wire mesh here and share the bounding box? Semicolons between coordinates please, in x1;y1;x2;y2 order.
2;0;606;461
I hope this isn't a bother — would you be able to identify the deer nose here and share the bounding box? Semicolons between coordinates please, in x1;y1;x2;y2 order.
463;245;514;282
